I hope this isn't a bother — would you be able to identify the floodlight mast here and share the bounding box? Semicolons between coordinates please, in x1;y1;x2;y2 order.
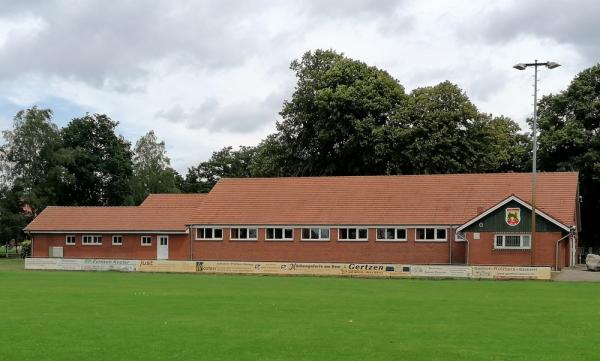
513;60;561;265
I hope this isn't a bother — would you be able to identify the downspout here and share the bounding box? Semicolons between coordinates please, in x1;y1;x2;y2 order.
448;226;457;265
555;229;572;271
456;231;468;265
448;226;453;264
188;226;193;261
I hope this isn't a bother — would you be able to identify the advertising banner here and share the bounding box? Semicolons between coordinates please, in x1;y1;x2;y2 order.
24;258;552;280
81;259;139;272
138;260;196;273
471;266;551;280
194;261;411;277
25;258;83;270
410;265;472;278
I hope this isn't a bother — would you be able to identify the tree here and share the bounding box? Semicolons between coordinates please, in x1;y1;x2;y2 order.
130;131;179;204
537;63;600;247
1;107;62;214
180;146;256;192
0;184;30;248
276;49;407;176
479;115;530;172
60;114;133;206
399;81;484;174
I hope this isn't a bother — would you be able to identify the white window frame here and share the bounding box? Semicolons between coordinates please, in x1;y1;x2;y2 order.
82;235;102;246
300;227;330;241
415;227;448;242
265;227;294;241
195;227;224;241
141;235;152;246
65;235;76;246
230;227;258;241
112;235;123;246
338;227;369;242
376;227;408;242
494;233;531;250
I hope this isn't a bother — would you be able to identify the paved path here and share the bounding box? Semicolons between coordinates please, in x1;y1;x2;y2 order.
553;265;600;282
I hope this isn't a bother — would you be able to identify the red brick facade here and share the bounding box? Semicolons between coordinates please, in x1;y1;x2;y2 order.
30;227;572;269
193;227;465;264
32;233;190;260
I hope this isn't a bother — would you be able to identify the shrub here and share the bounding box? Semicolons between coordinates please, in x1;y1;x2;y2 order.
20;240;31;258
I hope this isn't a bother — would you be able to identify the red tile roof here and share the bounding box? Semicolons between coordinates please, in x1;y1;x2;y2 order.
188;172;579;227
25;193;206;232
139;193;207;208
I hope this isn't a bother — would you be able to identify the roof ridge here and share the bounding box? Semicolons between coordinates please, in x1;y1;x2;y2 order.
217;171;579;182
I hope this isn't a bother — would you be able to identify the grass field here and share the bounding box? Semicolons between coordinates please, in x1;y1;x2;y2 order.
1;259;599;361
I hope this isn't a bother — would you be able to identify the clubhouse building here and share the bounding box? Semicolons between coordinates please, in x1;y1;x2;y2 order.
25;172;580;270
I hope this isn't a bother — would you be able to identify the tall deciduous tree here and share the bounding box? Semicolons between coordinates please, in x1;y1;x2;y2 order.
1;107;62;214
130;130;179;204
60;114;133;206
400;81;485;174
537;63;600;247
480;115;531;172
276;49;407;175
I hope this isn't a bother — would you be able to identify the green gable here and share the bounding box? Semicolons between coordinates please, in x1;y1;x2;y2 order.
462;200;565;233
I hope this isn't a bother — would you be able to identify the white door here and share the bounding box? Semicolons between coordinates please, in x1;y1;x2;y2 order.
157;235;169;260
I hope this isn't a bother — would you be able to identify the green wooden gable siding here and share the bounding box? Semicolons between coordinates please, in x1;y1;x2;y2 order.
462;200;565;233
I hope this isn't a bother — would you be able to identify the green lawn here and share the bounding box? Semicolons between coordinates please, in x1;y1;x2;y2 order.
1;259;599;361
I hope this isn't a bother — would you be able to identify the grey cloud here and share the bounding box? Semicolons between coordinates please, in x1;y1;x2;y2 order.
304;0;405;19
0;0;414;92
0;0;284;91
156;92;283;133
478;0;600;59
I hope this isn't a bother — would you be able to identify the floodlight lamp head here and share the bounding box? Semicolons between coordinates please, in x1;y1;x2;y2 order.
513;63;527;70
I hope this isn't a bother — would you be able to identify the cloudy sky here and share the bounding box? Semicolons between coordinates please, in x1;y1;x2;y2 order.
0;0;598;172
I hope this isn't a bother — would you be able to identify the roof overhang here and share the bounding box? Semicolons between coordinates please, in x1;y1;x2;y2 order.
456;195;571;233
25;230;189;234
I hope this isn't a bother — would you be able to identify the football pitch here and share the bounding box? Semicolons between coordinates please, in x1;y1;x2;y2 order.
1;259;599;361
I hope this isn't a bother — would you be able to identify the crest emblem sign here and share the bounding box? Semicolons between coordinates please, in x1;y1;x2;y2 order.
505;207;521;226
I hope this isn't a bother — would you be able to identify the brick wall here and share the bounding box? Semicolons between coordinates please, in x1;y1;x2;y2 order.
31;228;568;268
193;227;462;264
32;233;190;260
466;231;566;268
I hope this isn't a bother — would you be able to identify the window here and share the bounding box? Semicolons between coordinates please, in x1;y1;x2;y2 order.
112;235;123;246
266;227;294;241
65;235;76;245
230;227;258;240
82;235;102;245
415;227;447;242
301;227;330;241
196;227;223;240
338;227;368;241
376;228;407;241
141;236;152;246
494;234;531;250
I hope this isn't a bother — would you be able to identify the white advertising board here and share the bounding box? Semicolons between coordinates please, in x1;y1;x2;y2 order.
410;265;472;278
25;258;83;270
81;259;139;272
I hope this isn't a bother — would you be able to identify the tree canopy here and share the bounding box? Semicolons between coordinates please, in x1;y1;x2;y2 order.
537;63;600;247
60;114;134;206
130;131;179;204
